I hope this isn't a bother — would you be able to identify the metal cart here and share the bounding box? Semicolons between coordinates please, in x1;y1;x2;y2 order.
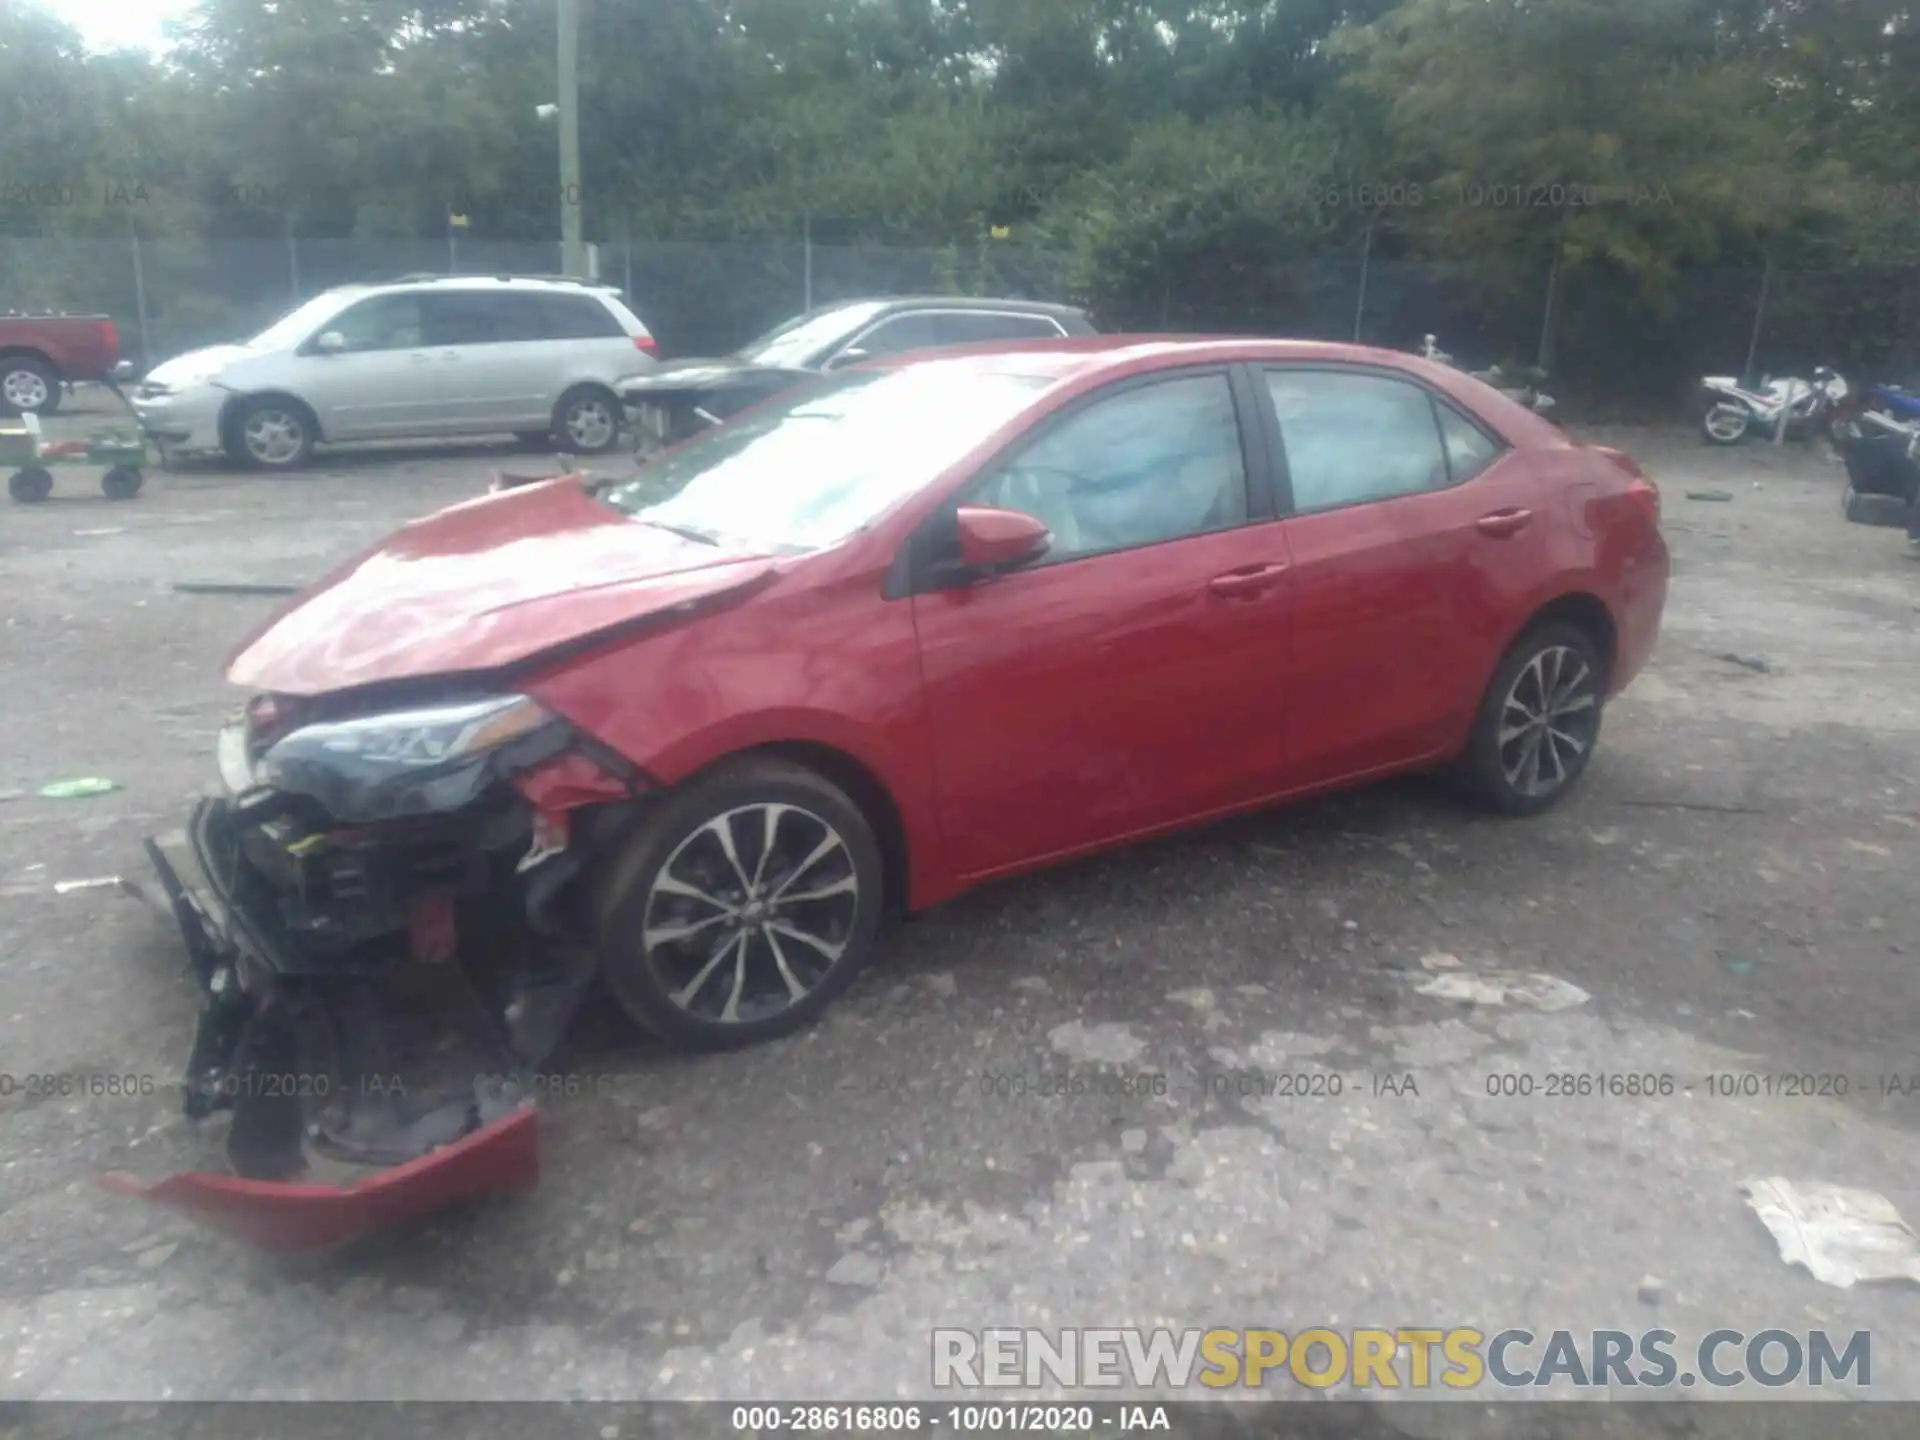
3;403;154;503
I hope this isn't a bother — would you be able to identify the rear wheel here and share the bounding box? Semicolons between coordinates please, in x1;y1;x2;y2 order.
1458;622;1606;816
593;758;885;1050
1702;402;1749;445
553;385;622;455
101;465;142;500
0;356;59;415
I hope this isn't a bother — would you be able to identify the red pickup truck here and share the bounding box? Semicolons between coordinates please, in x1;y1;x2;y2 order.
0;313;121;416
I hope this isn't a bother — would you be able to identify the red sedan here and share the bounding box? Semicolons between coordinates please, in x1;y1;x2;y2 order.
130;336;1665;1244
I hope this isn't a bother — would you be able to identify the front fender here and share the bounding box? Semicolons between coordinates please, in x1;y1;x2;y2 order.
524;586;952;905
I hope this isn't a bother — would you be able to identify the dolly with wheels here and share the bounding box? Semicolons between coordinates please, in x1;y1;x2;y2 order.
3;407;155;504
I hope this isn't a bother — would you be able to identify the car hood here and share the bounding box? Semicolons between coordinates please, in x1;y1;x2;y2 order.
145;344;258;385
226;476;781;696
617;356;811;400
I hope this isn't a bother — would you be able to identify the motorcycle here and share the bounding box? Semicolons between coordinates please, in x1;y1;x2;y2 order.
1418;335;1557;413
1699;367;1848;445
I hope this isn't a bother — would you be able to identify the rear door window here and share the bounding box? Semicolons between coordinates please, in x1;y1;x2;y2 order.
421;293;549;346
1264;369;1452;513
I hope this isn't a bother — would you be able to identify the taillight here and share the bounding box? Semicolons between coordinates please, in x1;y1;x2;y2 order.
1584;444;1660;524
633;335;659;355
102;318;119;352
1628;477;1660;525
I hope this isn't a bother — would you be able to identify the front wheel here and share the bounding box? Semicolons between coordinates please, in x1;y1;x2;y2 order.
1458;622;1606;816
594;758;886;1049
225;397;316;470
1702;401;1750;445
9;466;53;503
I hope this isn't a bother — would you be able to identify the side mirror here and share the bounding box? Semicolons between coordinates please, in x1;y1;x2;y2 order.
954;505;1050;572
823;347;870;373
315;330;347;355
112;359;135;381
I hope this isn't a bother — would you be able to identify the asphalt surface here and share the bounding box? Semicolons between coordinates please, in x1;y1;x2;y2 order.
0;398;1916;1423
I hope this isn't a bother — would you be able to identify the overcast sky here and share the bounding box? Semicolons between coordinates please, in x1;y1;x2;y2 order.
42;0;191;54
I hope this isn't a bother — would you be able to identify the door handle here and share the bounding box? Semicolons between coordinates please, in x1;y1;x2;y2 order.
1476;507;1533;537
1207;561;1290;599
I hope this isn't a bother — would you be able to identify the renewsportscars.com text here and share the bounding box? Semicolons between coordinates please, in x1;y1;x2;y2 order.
931;1327;1872;1391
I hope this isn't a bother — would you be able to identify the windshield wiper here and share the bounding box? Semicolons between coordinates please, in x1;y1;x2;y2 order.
636;518;722;546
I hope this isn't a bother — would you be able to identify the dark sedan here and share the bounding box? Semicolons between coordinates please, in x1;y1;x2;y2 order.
618;295;1096;451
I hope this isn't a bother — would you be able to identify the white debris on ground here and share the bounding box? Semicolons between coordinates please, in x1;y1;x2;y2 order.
1740;1178;1920;1288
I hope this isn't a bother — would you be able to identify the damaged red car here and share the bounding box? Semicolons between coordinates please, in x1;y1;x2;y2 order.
128;337;1668;1245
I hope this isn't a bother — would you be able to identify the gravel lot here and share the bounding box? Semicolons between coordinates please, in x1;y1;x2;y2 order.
0;396;1916;1420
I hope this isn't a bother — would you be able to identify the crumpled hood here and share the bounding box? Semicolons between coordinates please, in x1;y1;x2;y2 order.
617;355;810;400
145;343;257;386
227;477;779;695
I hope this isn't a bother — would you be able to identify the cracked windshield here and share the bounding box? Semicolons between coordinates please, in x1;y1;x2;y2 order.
0;0;1915;1434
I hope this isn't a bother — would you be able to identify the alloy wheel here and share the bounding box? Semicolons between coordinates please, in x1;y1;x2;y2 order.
244;409;307;466
564;397;616;451
1497;645;1599;799
2;367;49;411
640;803;860;1026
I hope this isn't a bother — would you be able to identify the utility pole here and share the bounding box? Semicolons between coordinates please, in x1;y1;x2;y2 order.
558;0;584;277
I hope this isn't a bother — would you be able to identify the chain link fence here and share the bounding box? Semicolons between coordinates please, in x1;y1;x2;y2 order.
0;234;1080;370
2;232;1916;415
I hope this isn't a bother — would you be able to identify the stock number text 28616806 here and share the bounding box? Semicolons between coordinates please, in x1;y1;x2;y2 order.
0;1073;159;1099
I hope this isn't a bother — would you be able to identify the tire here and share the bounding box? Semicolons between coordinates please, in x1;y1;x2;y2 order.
0;356;60;416
552;385;622;455
9;467;53;503
223;396;316;470
593;757;886;1050
101;465;142;500
1458;622;1606;817
1702;401;1749;445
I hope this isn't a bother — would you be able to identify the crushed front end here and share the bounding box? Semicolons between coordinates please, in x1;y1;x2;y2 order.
117;688;645;1249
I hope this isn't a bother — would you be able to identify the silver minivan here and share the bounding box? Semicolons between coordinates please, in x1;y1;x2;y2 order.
129;275;660;469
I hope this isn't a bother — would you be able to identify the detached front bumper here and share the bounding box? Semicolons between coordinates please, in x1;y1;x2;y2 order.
112;798;544;1251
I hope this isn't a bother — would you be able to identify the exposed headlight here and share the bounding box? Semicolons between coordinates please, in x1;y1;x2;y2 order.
258;694;565;821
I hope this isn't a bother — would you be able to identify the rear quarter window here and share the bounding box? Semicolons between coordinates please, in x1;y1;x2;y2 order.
1433;400;1506;485
536;294;628;340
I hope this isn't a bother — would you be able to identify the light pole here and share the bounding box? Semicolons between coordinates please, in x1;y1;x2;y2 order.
557;0;584;277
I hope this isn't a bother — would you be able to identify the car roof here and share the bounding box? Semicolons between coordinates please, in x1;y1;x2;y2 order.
868;335;1569;440
870;334;1419;379
339;276;623;300
820;294;1088;320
